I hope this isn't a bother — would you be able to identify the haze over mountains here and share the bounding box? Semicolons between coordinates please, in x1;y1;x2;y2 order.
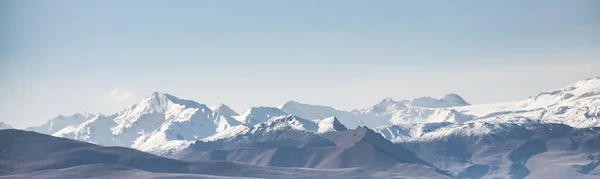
2;77;600;178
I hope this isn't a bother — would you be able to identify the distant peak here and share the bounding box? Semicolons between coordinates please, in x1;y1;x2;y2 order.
442;93;470;105
380;97;395;103
354;97;406;115
138;91;205;112
443;93;461;98
317;116;347;133
237;106;288;125
571;77;600;88
285;100;301;104
374;98;401;107
145;91;188;102
53;113;100;120
324;116;337;120
376;98;405;107
146;91;164;100
408;94;470;108
243;106;286;116
210;103;238;117
267;114;299;122
281;100;305;108
585;76;600;80
150;91;164;96
147;91;174;99
531;77;600;100
280;100;338;111
211;103;226;110
247;106;282;111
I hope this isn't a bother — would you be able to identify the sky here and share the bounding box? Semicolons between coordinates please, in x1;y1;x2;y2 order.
1;0;599;128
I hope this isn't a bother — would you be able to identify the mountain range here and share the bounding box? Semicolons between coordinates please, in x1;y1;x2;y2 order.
2;77;599;178
1;129;450;179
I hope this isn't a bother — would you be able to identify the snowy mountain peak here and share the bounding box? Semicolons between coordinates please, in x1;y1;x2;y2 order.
210;103;238;117
410;94;470;108
110;92;210;130
356;94;470;116
27;113;101;134
55;112;100;120
376;94;470;109
204;114;320;141
112;92;213;133
235;107;288;125
530;77;600;102
280;100;364;128
280;100;345;114
356;98;407;116
442;93;470;106
573;77;600;86
147;91;173;101
380;97;395;103
139;92;206;112
317;116;347;133
261;114;319;131
566;77;600;93
281;100;301;107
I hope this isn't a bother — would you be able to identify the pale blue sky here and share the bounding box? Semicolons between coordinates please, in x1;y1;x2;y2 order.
1;0;599;128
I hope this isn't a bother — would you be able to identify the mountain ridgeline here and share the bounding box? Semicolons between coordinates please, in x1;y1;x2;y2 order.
2;77;599;178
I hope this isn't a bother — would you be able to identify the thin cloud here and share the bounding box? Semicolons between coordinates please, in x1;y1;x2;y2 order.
103;89;135;103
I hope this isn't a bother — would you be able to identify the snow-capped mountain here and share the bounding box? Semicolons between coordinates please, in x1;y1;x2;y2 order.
233;106;288;125
0;122;12;130
210;103;239;117
275;78;600;143
282;78;600;128
411;94;470;108
353;98;407;116
280;100;364;127
372;77;600;142
26;113;101;134
280;101;355;121
373;118;542;143
280;94;472;127
9;77;600;179
317;116;348;133
350;94;472;124
203;114;317;142
28;92;243;156
450;77;600;127
354;94;470;116
204;114;347;142
20;77;600;157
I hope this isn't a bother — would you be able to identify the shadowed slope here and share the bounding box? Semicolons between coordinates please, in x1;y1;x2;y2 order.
399;124;600;178
0;129;448;179
176;127;450;178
